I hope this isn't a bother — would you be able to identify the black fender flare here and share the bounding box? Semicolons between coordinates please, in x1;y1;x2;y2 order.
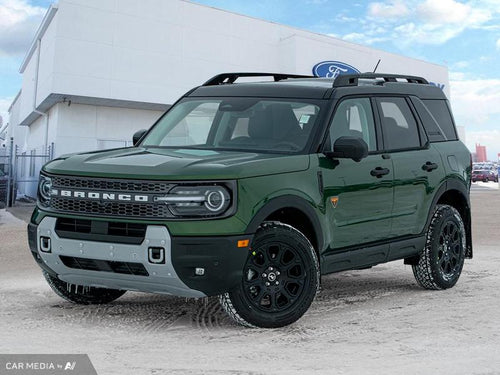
424;177;472;258
245;195;325;253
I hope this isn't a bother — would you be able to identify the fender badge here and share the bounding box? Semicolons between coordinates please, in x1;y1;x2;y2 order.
330;196;339;208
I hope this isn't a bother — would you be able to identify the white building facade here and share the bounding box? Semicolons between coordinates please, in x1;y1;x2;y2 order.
8;0;450;197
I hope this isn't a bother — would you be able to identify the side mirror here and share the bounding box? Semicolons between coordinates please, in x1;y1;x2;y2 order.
133;129;147;146
324;136;369;162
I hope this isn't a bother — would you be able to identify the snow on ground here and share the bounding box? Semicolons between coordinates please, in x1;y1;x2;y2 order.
1;191;499;375
471;181;499;190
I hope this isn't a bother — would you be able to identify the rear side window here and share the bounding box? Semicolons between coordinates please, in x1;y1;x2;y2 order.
377;97;421;150
422;100;458;141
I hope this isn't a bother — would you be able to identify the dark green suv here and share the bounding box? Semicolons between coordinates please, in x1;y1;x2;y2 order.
28;73;472;328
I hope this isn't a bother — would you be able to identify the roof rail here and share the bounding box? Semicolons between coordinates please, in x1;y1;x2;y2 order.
333;73;429;87
203;72;315;86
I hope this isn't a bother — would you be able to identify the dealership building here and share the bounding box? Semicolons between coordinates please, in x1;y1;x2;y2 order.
4;0;452;198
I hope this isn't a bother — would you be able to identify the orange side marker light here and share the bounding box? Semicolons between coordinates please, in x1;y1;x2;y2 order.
238;239;250;248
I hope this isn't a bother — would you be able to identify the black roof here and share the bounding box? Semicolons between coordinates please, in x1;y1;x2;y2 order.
188;73;447;100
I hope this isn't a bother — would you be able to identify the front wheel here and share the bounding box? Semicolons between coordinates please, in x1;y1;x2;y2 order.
220;222;319;328
43;271;126;304
412;205;466;290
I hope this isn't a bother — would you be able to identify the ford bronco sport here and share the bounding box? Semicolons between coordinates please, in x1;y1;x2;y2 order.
28;72;472;328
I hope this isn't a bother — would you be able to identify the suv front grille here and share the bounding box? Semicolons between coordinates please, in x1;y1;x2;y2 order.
50;176;174;219
60;256;149;276
51;198;171;219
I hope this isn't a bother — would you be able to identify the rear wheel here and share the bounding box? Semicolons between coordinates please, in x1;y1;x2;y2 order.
43;271;126;304
412;205;466;290
220;222;319;328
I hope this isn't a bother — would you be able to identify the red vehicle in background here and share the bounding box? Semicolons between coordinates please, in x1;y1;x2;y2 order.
472;169;498;182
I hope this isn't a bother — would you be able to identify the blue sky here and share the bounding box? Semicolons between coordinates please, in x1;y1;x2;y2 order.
1;0;500;158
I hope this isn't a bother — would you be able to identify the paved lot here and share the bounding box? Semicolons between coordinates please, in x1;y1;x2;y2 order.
1;188;499;375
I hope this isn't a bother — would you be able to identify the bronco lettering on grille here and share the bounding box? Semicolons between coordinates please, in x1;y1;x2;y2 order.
51;189;150;202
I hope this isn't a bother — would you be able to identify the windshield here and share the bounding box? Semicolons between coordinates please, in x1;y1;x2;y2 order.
141;98;322;153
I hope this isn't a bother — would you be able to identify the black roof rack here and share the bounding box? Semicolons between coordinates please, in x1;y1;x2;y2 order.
333;73;429;87
203;72;315;86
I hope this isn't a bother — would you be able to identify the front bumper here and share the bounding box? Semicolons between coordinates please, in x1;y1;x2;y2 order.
28;217;252;297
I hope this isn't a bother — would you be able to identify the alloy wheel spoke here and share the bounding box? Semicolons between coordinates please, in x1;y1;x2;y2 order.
253;287;267;303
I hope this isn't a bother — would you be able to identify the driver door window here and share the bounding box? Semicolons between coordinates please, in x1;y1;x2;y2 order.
326;98;377;152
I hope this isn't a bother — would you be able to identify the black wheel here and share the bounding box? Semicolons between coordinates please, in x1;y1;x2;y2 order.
412;205;466;290
220;222;319;328
43;271;126;304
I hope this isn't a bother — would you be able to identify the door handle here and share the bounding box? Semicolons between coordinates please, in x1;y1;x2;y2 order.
370;167;390;178
422;161;438;172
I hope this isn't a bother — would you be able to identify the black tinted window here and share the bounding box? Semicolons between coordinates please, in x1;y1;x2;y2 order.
378;97;421;150
422;99;458;141
410;97;445;142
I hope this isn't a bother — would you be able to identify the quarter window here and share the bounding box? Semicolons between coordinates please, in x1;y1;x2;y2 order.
422;99;458;141
378;97;421;150
326;98;377;152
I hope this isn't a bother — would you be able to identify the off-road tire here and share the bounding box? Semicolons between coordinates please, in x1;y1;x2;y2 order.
43;271;126;304
412;204;466;290
220;222;320;328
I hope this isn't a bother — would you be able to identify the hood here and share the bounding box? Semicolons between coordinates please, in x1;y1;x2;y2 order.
43;147;310;180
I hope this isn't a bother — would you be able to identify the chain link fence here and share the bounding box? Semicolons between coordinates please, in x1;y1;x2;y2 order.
0;137;54;207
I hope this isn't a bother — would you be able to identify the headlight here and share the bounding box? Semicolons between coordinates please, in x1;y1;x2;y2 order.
155;185;231;217
38;175;52;206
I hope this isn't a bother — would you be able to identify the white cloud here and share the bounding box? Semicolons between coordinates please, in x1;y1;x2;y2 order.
449;77;500;126
368;1;409;19
417;0;470;24
0;0;46;56
449;71;468;81
480;0;500;13
449;75;500;158
450;61;470;70
360;0;496;46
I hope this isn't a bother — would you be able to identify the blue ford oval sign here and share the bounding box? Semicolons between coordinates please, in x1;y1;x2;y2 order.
312;61;360;79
